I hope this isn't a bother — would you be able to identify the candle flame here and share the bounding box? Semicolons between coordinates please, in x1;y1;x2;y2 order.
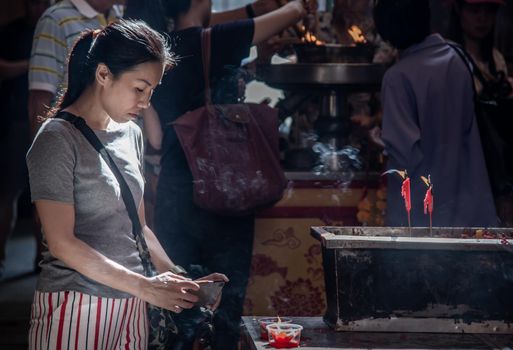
382;169;407;180
348;25;367;44
300;26;324;45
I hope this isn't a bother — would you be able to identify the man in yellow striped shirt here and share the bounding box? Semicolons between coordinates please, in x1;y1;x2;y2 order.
28;0;123;136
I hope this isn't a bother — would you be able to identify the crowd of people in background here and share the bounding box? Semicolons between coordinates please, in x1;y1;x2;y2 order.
0;0;512;349
0;0;50;280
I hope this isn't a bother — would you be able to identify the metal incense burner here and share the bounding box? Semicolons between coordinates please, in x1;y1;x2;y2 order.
311;226;513;334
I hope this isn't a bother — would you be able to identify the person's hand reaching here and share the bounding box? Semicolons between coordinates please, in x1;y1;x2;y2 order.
139;272;200;313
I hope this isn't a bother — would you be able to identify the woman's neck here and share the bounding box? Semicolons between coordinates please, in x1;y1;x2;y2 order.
64;87;110;130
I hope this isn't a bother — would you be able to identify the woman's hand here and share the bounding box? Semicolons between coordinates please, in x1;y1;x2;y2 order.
140;272;200;313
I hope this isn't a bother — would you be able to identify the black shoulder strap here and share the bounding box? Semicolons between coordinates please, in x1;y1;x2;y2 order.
201;27;213;106
446;42;482;114
447;42;475;79
447;42;490;90
56;111;155;277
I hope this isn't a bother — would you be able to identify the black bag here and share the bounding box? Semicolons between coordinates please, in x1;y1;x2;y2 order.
473;69;513;196
56;112;177;350
449;44;513;195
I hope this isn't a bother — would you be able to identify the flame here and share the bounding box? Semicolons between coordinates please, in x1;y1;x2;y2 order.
420;175;431;187
347;25;367;44
299;25;324;45
382;169;407;180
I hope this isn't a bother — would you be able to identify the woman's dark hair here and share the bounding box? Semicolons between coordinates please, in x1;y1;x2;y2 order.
447;0;498;75
48;19;174;118
373;0;431;50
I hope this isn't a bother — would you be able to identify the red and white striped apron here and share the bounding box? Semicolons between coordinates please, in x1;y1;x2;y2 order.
28;291;148;350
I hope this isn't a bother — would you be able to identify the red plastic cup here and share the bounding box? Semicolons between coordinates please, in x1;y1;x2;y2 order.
266;323;303;348
257;317;292;340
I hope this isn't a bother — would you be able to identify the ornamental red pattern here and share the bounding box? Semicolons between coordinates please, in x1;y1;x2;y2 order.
262;227;301;249
269;278;324;316
304;244;322;265
250;254;288;279
306;267;324;281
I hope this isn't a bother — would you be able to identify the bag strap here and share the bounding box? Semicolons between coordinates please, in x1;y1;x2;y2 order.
447;42;475;80
201;27;213;106
56;111;156;277
447;42;498;95
447;42;483;111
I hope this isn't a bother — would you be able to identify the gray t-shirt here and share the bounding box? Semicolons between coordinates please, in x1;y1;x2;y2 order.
27;117;145;298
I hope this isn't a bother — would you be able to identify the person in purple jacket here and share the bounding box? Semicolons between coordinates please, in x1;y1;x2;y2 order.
374;0;498;227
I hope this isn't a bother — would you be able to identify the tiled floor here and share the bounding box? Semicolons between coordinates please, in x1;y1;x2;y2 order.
0;219;38;349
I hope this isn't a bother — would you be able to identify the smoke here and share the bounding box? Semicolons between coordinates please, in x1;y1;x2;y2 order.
312;142;362;190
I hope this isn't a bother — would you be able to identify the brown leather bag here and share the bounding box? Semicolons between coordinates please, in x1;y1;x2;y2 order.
172;28;287;216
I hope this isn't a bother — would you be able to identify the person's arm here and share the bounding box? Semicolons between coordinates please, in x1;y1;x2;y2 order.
141;105;162;151
28;14;66;137
252;0;307;45
29;90;54;137
0;58;28;80
210;0;279;25
36;199;199;311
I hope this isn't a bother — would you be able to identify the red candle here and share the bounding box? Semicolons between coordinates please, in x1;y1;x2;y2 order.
421;175;434;231
401;177;411;214
382;169;411;227
260;323;268;340
258;317;292;340
270;331;299;348
267;323;303;349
